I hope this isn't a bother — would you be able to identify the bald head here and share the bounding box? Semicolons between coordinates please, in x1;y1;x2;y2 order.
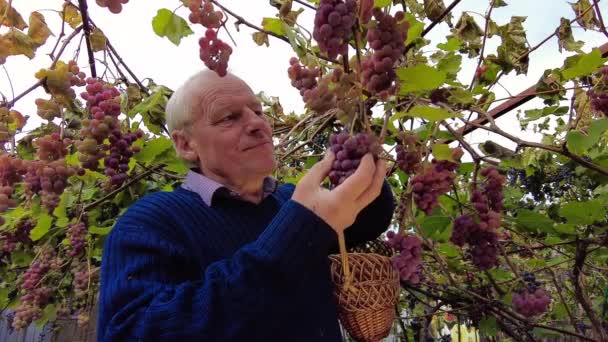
165;70;252;134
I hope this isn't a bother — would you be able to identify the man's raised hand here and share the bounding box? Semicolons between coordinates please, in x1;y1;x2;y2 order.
292;151;387;233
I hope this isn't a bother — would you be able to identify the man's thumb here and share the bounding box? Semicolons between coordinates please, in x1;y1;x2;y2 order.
301;150;335;186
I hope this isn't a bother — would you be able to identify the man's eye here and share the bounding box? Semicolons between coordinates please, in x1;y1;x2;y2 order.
221;114;237;122
255;110;263;116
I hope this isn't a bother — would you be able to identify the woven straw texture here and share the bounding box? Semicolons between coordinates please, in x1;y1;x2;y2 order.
329;253;400;342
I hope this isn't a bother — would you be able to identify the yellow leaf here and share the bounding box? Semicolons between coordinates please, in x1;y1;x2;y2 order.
60;2;82;29
90;28;107;52
27;12;52;46
0;0;27;29
252;32;269;47
0;30;38;63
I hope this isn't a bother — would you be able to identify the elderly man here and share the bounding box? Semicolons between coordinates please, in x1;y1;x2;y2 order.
97;70;394;341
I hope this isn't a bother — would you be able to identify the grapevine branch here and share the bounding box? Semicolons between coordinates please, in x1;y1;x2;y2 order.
592;0;608;39
571;240;607;341
452;105;608;176
77;0;97;78
404;0;462;53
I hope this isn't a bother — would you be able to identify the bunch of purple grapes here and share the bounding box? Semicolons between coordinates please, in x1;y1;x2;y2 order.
12;287;53;330
0;219;34;254
386;231;422;284
105;130;142;185
78;78;122;170
79;78;142;185
13;249;61;329
199;29;233;77
73;264;89;298
395;132;422;174
512;272;551;317
23;159;77;211
34;132;71;162
287;57;320;97
588;66;608;116
469;231;499;270
328;131;378;186
589;90;608;116
360;9;409;97
411;148;463;215
95;0;129;14
450;214;499;270
312;0;357;60
67;222;87;257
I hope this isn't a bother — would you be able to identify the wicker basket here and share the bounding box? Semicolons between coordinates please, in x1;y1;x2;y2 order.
329;253;400;342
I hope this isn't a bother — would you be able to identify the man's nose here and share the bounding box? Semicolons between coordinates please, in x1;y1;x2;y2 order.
244;108;268;135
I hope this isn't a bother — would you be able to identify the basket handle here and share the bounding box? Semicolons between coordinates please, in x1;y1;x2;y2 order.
337;230;357;293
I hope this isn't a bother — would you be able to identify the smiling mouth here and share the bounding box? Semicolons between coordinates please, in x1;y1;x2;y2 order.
244;142;272;151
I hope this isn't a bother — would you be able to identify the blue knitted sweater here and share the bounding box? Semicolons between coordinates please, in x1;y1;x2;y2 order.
98;182;394;342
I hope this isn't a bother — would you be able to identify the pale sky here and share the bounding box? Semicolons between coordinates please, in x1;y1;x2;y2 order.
2;0;607;154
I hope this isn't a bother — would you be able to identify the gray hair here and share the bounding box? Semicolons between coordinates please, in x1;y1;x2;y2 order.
165;69;223;134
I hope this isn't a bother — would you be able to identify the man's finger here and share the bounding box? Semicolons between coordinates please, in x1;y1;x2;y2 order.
356;158;387;207
334;153;376;199
300;150;335;187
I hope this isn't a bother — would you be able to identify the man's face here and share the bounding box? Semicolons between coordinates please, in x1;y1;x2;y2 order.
184;76;276;182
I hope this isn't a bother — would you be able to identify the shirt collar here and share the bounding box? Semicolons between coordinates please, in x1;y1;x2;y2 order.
181;169;278;206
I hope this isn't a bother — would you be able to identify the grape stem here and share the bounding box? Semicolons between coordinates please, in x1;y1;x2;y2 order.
1;26;83;109
468;1;494;90
77;0;98;78
210;0;338;64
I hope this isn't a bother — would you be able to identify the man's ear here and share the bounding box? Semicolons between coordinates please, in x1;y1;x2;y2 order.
171;129;199;163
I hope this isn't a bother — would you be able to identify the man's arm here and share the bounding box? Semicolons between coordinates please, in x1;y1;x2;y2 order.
98;197;335;342
342;181;395;249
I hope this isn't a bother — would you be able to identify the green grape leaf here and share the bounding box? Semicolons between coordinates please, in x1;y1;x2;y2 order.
0;287;11;308
437;243;460;258
437;37;462;52
397;64;447;93
35;304;57;328
404;12;424;46
487;268;513;282
432;144;453;161
554;223;577;235
588;118;608;143
261;17;286;36
419;215;452;241
437;53;462;76
515;209;554;233
89;225;112;236
559;200;606;225
478;316;497;336
135;136;173;165
151;9;194;46
128;85;171;134
30;213;53;241
374;0;391;7
562;48;608;80
11;250;33;267
566;131;593;155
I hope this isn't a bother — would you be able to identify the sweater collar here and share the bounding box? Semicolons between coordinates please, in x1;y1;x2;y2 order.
181;169;278;206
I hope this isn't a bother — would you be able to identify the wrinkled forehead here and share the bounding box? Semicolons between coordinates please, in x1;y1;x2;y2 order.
188;73;257;119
